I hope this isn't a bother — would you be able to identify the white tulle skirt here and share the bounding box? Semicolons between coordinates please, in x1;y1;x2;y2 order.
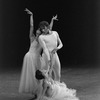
19;51;41;94
42;81;79;100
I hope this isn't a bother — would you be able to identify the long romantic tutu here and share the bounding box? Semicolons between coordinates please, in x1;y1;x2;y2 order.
19;40;42;94
19;52;37;93
42;81;79;100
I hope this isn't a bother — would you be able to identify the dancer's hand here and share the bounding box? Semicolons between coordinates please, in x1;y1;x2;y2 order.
25;8;33;15
41;69;48;78
51;48;58;54
52;14;58;21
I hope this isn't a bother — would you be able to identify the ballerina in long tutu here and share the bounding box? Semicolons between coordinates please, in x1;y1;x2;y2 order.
18;8;43;98
38;69;79;100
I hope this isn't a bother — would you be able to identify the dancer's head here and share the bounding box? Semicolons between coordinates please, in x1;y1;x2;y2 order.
39;21;50;34
36;29;41;36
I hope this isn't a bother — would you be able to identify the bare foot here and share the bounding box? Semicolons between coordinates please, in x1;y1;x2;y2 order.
29;94;37;100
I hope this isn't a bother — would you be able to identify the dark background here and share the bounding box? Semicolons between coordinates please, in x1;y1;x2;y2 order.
0;0;100;70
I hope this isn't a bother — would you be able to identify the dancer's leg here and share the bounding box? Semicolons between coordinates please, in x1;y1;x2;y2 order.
52;53;61;81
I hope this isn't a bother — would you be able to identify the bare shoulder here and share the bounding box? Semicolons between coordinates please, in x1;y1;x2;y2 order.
52;31;58;37
52;31;58;34
38;35;44;40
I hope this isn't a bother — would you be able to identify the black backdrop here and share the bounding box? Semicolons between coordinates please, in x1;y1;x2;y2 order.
0;0;100;70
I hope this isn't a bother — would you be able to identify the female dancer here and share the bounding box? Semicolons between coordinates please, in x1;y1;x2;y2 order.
38;69;79;100
18;8;43;99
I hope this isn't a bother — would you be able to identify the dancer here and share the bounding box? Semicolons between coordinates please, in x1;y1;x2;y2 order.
38;17;63;81
49;15;63;81
37;69;79;100
18;8;43;99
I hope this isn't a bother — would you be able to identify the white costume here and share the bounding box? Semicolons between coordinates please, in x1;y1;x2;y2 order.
42;80;79;100
19;39;42;94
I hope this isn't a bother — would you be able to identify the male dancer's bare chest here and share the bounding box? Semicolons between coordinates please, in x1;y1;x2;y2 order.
43;33;57;46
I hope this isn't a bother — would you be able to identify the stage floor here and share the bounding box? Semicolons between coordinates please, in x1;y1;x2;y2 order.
0;65;100;100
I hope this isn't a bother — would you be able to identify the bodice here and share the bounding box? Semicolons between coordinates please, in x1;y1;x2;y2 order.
29;39;41;53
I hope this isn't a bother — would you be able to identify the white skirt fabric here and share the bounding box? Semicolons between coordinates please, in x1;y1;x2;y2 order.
42;81;79;100
19;51;41;94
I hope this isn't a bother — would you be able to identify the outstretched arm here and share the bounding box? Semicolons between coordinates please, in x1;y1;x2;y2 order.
25;8;35;41
49;15;58;30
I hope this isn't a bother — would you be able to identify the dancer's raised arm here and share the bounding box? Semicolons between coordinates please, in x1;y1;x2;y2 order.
49;15;58;30
25;8;35;42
